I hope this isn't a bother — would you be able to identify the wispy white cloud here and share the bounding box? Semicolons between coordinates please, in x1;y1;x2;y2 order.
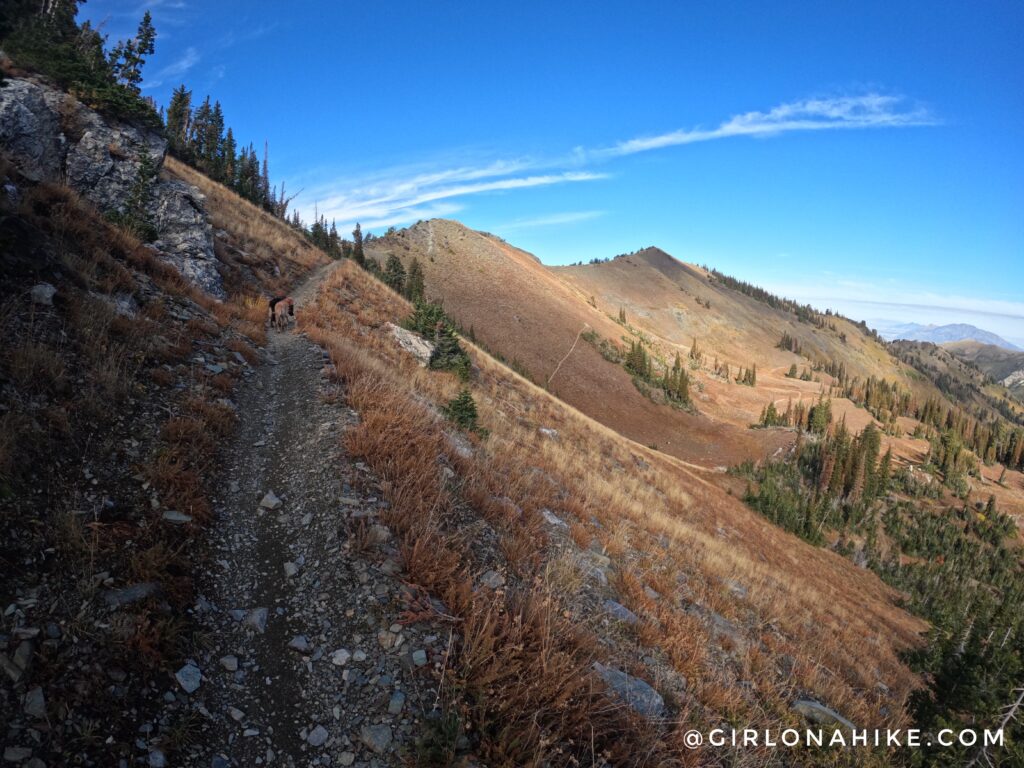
300;168;606;232
496;210;607;231
143;45;199;89
599;94;936;157
294;90;933;234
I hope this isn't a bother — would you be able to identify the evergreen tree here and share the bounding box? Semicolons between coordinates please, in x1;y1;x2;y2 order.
404;257;425;302
107;150;158;241
189;96;213;166
808;397;832;435
352;223;366;267
202;100;225;178
430;324;471;381
221;127;237;186
383;254;406;293
165;84;192;156
260;141;271;207
403;300;447;335
108;11;155;94
442;388;482;432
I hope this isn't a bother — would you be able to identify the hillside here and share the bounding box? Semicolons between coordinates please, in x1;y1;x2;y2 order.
371;228;955;468
890;339;1024;424
367;222;792;469
945;339;1024;400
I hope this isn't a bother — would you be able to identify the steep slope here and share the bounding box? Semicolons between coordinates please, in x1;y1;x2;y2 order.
890;339;1024;421
945;340;1024;400
300;259;927;765
367;221;791;468
0;74;327;765
559;247;926;393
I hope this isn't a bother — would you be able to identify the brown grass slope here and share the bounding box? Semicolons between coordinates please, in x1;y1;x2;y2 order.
945;339;1024;394
891;339;1024;421
557;247;939;402
298;257;926;765
368;221;791;469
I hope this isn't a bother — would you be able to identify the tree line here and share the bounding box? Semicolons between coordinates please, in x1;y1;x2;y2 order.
2;0;159;122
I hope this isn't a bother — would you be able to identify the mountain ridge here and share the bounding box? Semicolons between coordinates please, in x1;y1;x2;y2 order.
871;320;1021;350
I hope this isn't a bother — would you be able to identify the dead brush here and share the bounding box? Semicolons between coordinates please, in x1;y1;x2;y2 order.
8;340;68;394
317;309;674;766
301;251;926;757
144;449;210;522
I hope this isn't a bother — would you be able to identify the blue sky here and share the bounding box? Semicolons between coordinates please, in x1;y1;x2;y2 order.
81;1;1024;343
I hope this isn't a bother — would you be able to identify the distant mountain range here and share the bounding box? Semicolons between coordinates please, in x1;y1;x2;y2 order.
870;320;1022;351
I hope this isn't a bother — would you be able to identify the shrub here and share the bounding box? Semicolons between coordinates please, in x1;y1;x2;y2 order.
403;299;448;335
442;388;484;434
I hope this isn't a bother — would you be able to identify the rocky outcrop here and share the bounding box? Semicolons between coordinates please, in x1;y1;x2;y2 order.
65;109;165;213
0;77;164;211
0;79;66;182
387;322;435;365
0;76;224;297
150;179;223;298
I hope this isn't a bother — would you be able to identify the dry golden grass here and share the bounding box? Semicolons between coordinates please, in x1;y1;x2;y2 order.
300;260;926;765
164;156;327;298
320;341;669;766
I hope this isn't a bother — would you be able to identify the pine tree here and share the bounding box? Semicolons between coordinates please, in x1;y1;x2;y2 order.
352;223;365;267
222;127;237;186
430;324;471;381
404;257;425;302
108;150;158;241
383;254;406;293
189;96;212;164
165;84;192;156
618;307;626;324
109;11;155;93
442;388;481;432
260;141;271;208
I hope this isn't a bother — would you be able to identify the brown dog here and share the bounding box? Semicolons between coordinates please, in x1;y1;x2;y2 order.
269;296;295;331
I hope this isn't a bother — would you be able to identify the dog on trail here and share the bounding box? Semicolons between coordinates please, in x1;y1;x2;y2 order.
268;296;295;331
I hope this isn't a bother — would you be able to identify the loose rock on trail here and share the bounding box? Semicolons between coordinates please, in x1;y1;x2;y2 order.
164;267;449;767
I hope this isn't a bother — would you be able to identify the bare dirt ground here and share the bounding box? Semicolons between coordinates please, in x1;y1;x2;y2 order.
168;265;446;767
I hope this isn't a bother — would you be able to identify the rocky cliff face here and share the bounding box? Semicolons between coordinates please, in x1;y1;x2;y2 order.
0;75;224;297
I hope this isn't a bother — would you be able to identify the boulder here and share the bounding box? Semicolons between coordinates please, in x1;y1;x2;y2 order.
30;283;56;306
386;322;435;365
791;699;856;732
603;599;639;625
593;662;665;719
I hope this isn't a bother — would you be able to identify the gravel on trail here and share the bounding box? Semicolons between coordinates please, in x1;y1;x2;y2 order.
166;267;450;767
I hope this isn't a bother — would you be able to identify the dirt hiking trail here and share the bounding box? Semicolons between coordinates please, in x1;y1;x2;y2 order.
171;264;447;768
